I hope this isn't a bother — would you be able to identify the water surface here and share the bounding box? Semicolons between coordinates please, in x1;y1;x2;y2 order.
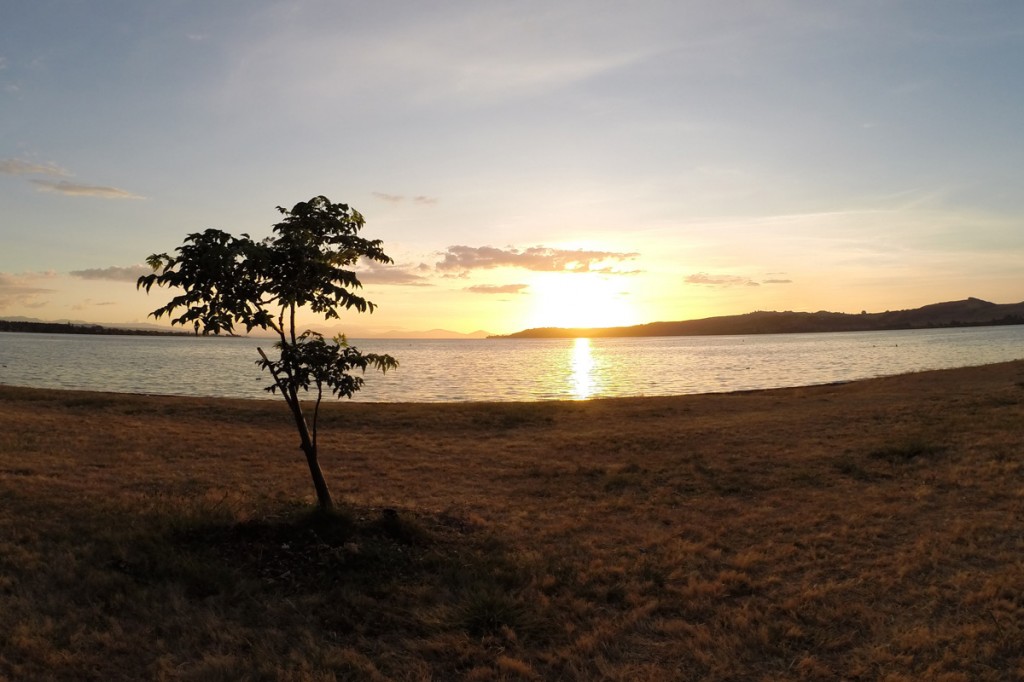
0;326;1021;402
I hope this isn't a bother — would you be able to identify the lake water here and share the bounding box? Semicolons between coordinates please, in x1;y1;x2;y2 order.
1;326;1022;402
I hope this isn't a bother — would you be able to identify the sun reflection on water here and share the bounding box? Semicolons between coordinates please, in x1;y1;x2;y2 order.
571;337;595;399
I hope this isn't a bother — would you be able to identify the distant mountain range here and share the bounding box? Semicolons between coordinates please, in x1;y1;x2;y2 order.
494;298;1024;339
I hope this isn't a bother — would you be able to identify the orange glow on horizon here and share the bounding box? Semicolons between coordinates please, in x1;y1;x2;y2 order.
524;272;640;329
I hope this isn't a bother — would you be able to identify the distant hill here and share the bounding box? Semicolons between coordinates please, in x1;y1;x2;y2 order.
495;298;1024;339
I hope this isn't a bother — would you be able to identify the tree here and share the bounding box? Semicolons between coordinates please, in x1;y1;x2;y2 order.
137;196;398;510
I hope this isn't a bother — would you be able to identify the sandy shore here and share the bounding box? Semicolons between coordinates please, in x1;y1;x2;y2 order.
2;361;1023;679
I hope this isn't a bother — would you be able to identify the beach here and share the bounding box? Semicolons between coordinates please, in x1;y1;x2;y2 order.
2;361;1023;679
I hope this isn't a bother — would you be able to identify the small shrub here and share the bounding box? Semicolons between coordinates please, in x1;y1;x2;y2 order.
459;588;531;637
576;465;605;479
869;439;946;464
834;455;874;481
602;474;633;493
366;508;428;545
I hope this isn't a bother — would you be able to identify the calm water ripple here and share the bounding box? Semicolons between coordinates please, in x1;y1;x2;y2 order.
1;326;1022;402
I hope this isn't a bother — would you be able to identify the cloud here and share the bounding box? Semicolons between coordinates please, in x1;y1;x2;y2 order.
372;191;438;205
71;299;117;311
2;158;140;200
465;283;529;295
759;271;793;285
225;5;663;115
436;245;640;274
0;271;57;309
30;179;143;199
0;158;67;176
685;272;761;287
0;272;56;291
356;260;433;287
69;265;151;282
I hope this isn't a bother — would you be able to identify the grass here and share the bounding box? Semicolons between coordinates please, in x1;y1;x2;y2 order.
2;360;1024;680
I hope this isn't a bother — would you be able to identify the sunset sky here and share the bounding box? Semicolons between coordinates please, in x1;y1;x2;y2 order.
2;1;1022;337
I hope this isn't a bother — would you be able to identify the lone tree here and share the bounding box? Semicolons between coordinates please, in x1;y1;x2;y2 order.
138;195;397;510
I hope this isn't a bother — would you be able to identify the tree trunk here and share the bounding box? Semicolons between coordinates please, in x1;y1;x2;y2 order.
257;346;335;511
285;392;334;511
300;440;334;511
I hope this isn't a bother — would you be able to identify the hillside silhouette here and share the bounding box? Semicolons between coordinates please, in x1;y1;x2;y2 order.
496;297;1024;339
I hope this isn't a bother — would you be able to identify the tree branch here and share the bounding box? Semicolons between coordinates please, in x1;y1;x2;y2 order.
312;379;324;454
256;346;290;399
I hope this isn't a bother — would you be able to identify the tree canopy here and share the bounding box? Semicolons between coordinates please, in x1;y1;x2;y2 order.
138;196;397;509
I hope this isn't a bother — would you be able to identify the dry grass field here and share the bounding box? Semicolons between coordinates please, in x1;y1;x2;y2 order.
2;361;1023;680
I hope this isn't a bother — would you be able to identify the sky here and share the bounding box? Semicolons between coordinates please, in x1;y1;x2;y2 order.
1;1;1023;337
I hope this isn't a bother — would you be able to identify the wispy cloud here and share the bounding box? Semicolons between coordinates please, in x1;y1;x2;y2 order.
31;179;143;199
2;159;141;199
685;272;761;288
436;245;639;274
465;283;529;294
357;260;433;287
442;48;647;100
0;158;67;176
762;278;793;285
372;191;438;205
69;265;151;282
0;271;58;309
71;299;118;311
227;5;663;113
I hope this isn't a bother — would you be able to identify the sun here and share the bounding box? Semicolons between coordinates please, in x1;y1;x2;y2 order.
525;272;640;329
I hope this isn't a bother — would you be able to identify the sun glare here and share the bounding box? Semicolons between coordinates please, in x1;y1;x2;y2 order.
527;273;638;329
571;337;596;399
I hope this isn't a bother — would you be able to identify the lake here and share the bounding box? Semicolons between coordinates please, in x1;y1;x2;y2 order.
1;326;1022;402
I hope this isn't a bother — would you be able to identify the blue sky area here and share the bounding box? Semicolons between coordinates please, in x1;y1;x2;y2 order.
2;1;1022;335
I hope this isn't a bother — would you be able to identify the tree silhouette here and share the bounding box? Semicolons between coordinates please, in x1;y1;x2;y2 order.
138;196;397;510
